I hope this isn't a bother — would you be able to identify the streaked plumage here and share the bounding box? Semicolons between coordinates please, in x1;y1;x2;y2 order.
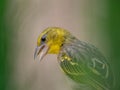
34;27;114;90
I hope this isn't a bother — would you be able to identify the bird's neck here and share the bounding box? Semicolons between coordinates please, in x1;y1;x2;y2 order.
64;35;78;45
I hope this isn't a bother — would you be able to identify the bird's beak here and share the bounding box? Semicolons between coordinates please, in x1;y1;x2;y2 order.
34;44;49;61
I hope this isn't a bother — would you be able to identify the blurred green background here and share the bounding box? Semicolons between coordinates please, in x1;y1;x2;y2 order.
0;0;120;90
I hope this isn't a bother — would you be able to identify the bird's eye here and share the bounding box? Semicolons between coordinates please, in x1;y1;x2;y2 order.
41;35;46;42
41;37;46;42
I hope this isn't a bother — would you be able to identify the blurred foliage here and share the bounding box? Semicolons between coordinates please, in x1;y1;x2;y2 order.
0;0;8;90
108;0;120;89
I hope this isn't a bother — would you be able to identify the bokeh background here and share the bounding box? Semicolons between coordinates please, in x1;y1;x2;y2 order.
0;0;120;90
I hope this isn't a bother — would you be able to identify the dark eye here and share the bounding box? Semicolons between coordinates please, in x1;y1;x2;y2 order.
41;35;46;42
41;37;46;42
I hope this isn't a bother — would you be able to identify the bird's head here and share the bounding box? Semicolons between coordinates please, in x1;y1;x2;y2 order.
34;27;70;61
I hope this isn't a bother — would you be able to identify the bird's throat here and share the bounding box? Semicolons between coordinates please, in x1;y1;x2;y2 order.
48;44;61;54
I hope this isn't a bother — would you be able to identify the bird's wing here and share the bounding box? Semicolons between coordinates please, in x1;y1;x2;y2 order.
58;40;114;90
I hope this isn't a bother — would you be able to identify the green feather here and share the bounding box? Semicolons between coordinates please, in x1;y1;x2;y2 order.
58;37;114;90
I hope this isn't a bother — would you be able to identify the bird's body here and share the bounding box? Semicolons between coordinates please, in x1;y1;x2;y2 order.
34;27;114;90
58;37;113;90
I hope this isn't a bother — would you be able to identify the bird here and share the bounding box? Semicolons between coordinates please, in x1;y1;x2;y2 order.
34;27;114;90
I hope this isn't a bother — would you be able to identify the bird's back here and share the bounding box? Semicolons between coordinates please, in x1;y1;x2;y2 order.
58;38;114;90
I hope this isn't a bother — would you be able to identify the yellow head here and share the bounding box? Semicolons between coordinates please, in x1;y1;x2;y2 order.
34;27;70;61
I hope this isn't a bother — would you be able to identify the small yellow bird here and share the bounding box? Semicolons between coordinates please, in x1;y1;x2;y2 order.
34;27;114;90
